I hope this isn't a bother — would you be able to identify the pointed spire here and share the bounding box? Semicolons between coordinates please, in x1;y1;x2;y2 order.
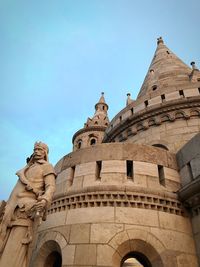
95;92;108;111
98;92;106;104
84;92;109;128
137;37;191;99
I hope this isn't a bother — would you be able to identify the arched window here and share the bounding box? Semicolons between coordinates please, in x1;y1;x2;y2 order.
90;138;96;145
77;140;82;149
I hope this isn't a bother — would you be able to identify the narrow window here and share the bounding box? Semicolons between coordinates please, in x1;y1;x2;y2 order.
144;100;148;107
119;116;122;121
179;90;184;97
158;165;165;186
70;166;76;185
96;161;102;179
131;108;134;115
127;161;133;179
161;94;165;101
198;88;200;93
102;105;105;110
77;141;82;149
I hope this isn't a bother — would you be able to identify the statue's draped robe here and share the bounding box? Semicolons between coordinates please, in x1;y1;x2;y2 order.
0;160;55;267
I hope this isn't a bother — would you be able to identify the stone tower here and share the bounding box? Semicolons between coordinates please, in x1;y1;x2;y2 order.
29;38;200;267
72;92;109;151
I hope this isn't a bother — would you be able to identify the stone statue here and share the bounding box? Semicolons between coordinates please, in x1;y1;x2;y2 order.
0;142;56;267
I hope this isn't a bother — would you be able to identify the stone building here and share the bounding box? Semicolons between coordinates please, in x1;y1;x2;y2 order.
29;38;200;267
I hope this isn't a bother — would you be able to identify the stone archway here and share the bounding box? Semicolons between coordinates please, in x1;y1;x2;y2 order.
30;231;67;267
110;229;166;267
32;240;62;267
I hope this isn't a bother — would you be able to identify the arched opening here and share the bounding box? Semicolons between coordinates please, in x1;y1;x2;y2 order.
32;240;63;267
112;237;164;267
90;138;96;145
121;252;152;267
77;141;82;149
44;251;62;267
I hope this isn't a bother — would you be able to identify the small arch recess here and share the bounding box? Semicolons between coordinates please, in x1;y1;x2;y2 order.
77;139;82;149
152;85;157;91
90;138;96;145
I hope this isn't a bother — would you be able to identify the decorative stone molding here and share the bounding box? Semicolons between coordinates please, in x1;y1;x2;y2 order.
104;99;200;142
48;191;185;217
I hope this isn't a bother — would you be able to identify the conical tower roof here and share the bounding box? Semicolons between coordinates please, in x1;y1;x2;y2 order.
137;37;192;99
95;92;108;110
86;92;109;128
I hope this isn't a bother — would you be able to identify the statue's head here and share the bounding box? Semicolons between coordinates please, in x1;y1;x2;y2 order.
33;142;49;161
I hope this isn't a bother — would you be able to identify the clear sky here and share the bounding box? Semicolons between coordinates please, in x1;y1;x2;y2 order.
0;0;199;200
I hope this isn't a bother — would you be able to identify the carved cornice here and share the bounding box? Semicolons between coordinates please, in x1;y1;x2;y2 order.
48;190;185;217
103;98;200;142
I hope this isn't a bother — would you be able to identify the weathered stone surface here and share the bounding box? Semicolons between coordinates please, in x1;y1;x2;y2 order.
74;244;97;265
97;245;114;266
62;245;76;265
66;207;115;224
158;212;192;233
134;161;158;177
115;208;159;226
69;224;90;244
90;223;123;244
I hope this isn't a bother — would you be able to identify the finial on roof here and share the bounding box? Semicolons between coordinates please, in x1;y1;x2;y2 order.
126;93;134;106
190;61;199;71
157;37;164;45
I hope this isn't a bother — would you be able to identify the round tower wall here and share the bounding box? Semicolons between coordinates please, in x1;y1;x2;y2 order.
73;129;105;151
30;143;199;267
104;85;200;153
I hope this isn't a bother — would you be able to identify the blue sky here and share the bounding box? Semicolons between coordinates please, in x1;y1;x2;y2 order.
0;0;199;199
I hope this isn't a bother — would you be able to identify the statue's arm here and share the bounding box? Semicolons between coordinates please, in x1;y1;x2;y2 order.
41;173;56;204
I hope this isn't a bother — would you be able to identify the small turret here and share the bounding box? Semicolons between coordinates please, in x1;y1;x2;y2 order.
72;93;109;151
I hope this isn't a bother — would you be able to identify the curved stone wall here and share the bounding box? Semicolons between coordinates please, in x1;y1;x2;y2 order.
30;143;199;267
73;127;106;151
103;83;200;152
